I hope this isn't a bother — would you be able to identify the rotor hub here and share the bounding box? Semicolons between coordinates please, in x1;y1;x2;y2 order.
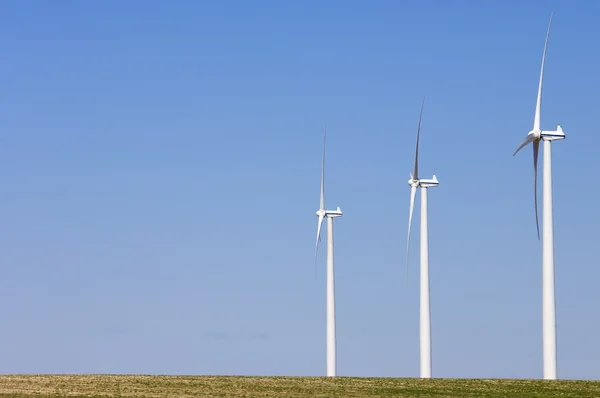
530;129;542;139
408;179;420;187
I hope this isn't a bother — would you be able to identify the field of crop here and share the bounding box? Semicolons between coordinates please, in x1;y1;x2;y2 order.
0;375;599;397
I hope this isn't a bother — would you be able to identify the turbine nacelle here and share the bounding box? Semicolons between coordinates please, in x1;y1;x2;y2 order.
541;125;565;141
419;175;439;188
326;206;343;218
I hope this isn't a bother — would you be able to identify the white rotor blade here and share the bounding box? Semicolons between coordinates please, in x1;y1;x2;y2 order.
314;214;324;275
412;99;425;180
533;140;540;240
320;126;326;211
513;133;541;238
513;133;537;156
406;185;417;283
533;14;553;132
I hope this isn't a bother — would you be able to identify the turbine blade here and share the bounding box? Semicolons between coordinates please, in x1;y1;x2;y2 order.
413;98;425;180
534;14;553;132
533;140;540;240
314;214;325;276
513;134;536;156
406;185;417;285
320;125;326;211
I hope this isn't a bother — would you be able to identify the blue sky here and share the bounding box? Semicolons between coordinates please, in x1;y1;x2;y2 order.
1;0;599;380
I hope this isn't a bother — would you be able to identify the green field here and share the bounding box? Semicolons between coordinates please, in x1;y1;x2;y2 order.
0;375;598;397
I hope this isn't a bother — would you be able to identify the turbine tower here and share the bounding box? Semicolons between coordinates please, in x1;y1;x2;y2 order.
406;99;439;379
513;14;564;380
314;126;342;377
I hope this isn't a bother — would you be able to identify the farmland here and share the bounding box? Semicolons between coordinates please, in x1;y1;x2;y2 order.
0;375;599;397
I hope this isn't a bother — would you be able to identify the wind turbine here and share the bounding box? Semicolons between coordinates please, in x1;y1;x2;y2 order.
314;126;343;377
513;14;564;380
406;99;439;379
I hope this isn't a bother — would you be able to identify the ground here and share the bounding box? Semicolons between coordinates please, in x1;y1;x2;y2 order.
0;375;598;397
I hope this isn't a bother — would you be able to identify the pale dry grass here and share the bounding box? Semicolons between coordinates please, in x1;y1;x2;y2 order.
0;375;598;397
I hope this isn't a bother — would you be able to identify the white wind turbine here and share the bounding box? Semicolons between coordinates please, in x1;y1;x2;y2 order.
314;126;343;377
513;14;564;380
406;99;439;379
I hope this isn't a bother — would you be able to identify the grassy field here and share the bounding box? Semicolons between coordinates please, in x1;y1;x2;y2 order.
0;375;599;397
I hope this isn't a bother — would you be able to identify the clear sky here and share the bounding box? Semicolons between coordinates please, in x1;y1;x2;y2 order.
1;0;599;380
